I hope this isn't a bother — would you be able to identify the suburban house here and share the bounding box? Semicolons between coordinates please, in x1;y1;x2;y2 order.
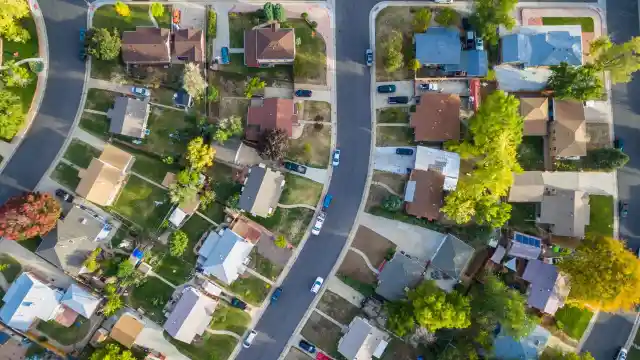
404;169;445;220
337;317;389;360
228;212;274;243
493;325;551;360
196;228;255;285
239;163;285;218
36;205;113;276
121;27;171;66
376;252;426;301
75;144;134;206
507;232;543;260
164;287;218;343
522;259;570;315
110;313;145;348
168;196;201;228
538;188;590;238
410;93;461;142
550;100;587;159
107;96;151;139
0;273;63;331
244;23;295;68
415;27;488;77
245;98;298;142
500;26;583;67
427;234;474;291
173;28;204;63
413;146;461;191
519;97;549;136
59;284;101;321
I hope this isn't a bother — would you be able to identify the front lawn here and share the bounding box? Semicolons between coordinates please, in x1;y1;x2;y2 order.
291;19;327;85
223;53;293;82
167;333;237;360
85;88;118;112
92;4;155;30
376;126;414;146
248;248;283;281
517;136;545;171
378;107;410;123
112;175;171;228
554;305;593;340
249;207;314;246
209;302;251;335
79;112;111;140
279;173;323;207
128;277;174;324
228;12;255;48
51;162;81;190
0;254;22;282
63;139;101;168
585;195;614;237
287;123;331;168
541;17;595;32
36;317;92;346
229;274;270;305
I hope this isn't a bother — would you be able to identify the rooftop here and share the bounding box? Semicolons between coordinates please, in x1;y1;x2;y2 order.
246;98;297;142
538;188;590;238
75;144;134;206
121;27;171;64
414;146;460;191
239;164;285;218
430;234;474;280
110;313;145;348
522;260;570;315
404;169;445;221
550;100;587;158
164;287;218;343
244;24;295;68
107;97;150;139
375;253;426;301
501;26;583;67
410;93;461;142
338;317;389;360
519;97;549;136
197;229;254;284
415;27;461;65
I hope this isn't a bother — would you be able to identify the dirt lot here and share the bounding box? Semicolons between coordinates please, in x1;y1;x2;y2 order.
586;123;611;150
316;290;361;325
303;101;331;122
287;124;331;168
376;126;414;146
300;311;344;355
365;183;393;211
351;226;396;268
337;250;378;284
375;7;416;82
373;171;409;194
219;98;250;121
284;347;314;360
214;72;250;98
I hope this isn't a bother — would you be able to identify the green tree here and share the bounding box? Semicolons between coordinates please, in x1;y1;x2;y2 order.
83;249;101;272
116;260;135;279
208;86;219;102
386;301;415;337
2;62;33;88
435;8;459;27
185;137;215;170
408;58;421;72
0;0;31;43
208;10;217;38
89;343;135;360
0;192;61;240
438;341;480;360
274;235;287;248
103;285;123;316
413;8;432;33
226;193;240;209
590;36;640;84
383;31;404;72
0;263;8;272
244;76;266;98
382;195;403;212
199;189;215;209
212;115;243;144
170;230;189;257
183;62;207;99
541;349;595;360
169;182;198;205
0;90;23;140
409;281;471;332
114;1;130;17
150;2;164;17
87;28;121;60
547;62;604;101
470;0;517;45
273;4;286;22
263;2;274;21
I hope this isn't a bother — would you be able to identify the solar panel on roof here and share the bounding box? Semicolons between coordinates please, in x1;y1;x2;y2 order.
513;232;541;248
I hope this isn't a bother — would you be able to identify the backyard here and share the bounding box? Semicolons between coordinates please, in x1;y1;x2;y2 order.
137;106;198;157
585;195;614;237
249;207;314;246
128;276;174;324
0;254;22;282
291;19;327;85
112;175;171;229
517;137;545;171
63;139;102;168
167;333;237;360
37;318;93;346
209;302;251;335
228;273;271;305
51;162;81;190
287;124;331;168
376;126;414;146
114;142;181;184
279;173;323;207
554;305;594;340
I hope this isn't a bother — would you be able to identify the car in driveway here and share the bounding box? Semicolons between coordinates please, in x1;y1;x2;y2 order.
295;89;313;97
366;49;373;66
311;277;324;293
283;161;307;174
230;297;247;310
620;201;629;218
311;212;326;236
299;340;316;353
396;148;414;156
55;189;74;203
377;84;396;93
131;87;150;98
418;83;439;91
332;149;341;167
388;96;409;104
271;287;282;302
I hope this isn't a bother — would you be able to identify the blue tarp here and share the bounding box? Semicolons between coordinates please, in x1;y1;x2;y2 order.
132;248;144;259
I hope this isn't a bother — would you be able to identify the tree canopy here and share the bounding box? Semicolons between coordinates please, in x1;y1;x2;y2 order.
87;28;121;60
590;36;640;84
413;8;432;33
183;62;207;99
212;116;243;144
541;349;595;360
185;137;214;170
470;0;517;45
0;0;31;43
547;62;604;101
150;2;164;17
435;8;459;27
89;343;134;360
559;236;640;311
263;2;274;22
383;30;404;72
0;89;25;141
0;192;61;240
114;1;130;17
170;230;189;257
443;90;523;227
1;61;33;88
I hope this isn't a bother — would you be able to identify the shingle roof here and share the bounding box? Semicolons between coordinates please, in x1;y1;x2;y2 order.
110;314;144;348
415;27;461;65
410;94;461;142
414;146;460;191
239;164;285;217
375;253;426;301
246;98;297;141
75;145;134;206
430;234;474;279
0;273;62;331
61;284;101;318
121;27;171;64
244;24;295;68
501;29;582;67
519;97;549;136
197;229;253;284
550;100;587;158
164;287;218;343
443;50;488;77
107;97;150;139
508;172;545;202
522;260;570;315
338;317;389;360
173;28;204;63
538;189;590;238
404;169;445;220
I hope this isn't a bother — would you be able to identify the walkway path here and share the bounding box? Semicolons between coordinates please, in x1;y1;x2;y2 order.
283;166;328;184
371;181;401;197
376;123;410;127
84;109;107;116
148;270;177;288
325;276;365;307
0;57;44;70
348;248;380;275
205;328;242;340
278;203;316;211
245;267;274;285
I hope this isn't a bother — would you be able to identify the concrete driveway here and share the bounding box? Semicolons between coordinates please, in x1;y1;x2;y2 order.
415;79;470;96
174;3;206;29
295;89;331;103
374;81;414;110
373;147;415;175
359;213;446;262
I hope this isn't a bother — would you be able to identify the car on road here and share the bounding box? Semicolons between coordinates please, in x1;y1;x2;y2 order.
298;340;316;353
55;189;74;203
434;0;454;3
79;48;87;61
396;148;414;156
311;212;326;236
322;194;333;210
243;330;257;348
283;161;307;174
377;84;396;93
418;83;439;91
230;297;247;310
311;277;324;293
616;348;627;360
332;149;341;167
221;47;230;64
620;202;629;218
79;28;86;42
615;137;624;151
131;87;150;98
295;89;313;97
271;287;282;302
366;49;373;66
388;96;409;104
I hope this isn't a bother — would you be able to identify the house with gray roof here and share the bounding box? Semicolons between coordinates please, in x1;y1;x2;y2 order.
500;26;583;67
338;317;389;360
60;284;101;319
239;163;285;218
538;188;590;238
0;273;63;331
36;205;113;276
164;287;218;343
375;252;426;301
430;234;474;280
107;96;150;139
197;229;254;284
522;259;570;315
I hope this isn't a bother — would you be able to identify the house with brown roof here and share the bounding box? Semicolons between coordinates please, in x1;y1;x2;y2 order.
228;212;273;244
173;28;204;63
404;169;445;220
519;97;549;136
410;93;461;142
107;96;150;138
121;27;171;65
246;98;297;141
538;188;590;238
244;23;295;68
110;313;144;348
550;100;587;158
76;145;134;206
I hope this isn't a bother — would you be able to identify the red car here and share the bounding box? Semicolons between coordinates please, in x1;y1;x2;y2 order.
316;353;330;360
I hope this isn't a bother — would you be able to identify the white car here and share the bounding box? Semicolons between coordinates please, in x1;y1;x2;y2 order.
311;212;326;236
419;83;439;91
311;277;324;293
434;0;453;3
332;149;341;167
131;86;150;98
617;348;628;360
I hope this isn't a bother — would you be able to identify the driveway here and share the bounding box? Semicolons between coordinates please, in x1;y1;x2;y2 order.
359;213;445;262
374;80;414;109
174;3;206;29
0;238;73;289
543;172;616;196
415;79;469;96
373;147;415;175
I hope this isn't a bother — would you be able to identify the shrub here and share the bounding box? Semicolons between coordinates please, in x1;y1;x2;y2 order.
382;195;403;212
208;10;217;38
275;235;287;248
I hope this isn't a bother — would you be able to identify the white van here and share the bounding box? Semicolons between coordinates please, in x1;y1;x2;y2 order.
243;330;257;348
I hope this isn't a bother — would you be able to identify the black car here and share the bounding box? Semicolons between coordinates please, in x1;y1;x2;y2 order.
298;340;316;353
620;202;629;218
614;137;624;152
295;89;313;97
230;297;247;310
377;84;396;93
396;148;414;156
55;189;74;203
79;48;87;61
388;96;409;104
283;161;307;174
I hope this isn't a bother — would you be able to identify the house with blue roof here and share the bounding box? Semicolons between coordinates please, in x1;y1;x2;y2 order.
493;325;551;359
415;27;488;77
61;284;101;319
500;26;583;67
0;273;63;331
197;229;254;285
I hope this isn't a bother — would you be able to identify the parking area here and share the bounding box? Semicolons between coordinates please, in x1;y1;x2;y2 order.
373;147;415;174
374;81;414;110
415;79;470;96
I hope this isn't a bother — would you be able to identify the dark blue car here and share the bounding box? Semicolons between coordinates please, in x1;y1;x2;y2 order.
295;89;312;97
221;47;230;64
271;287;282;302
299;340;316;353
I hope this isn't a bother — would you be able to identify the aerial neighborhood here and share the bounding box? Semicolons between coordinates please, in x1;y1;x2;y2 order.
0;0;637;360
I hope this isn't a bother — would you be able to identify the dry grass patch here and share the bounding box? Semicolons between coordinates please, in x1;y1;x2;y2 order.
351;225;396;267
586;123;611;150
375;7;416;81
300;311;343;355
372;170;409;194
287;124;331;168
337;250;378;284
219;98;250;121
316;290;361;325
303;101;331;122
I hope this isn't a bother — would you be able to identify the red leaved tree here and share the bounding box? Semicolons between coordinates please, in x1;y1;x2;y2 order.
0;192;61;240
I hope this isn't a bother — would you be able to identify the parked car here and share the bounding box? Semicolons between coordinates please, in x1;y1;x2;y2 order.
55;189;74;203
475;37;484;51
433;0;453;3
620;202;629;218
418;83;439;91
295;89;313;97
220;47;230;64
299;340;317;353
271;287;283;302
614;137;624;151
311;212;326;236
316;353;331;360
131;86;150;98
230;297;247;310
388;96;409;104
79;48;87;61
396;148;414;156
311;277;324;293
283;161;307;174
616;348;627;360
377;84;396;93
79;28;86;42
243;330;257;348
322;194;333;210
366;49;373;66
332;149;341;167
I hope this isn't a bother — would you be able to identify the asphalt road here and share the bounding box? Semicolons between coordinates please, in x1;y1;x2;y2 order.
581;0;640;358
0;0;87;203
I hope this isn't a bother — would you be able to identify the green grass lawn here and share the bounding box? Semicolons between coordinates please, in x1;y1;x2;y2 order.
140;106;197;157
377;107;410;123
0;254;22;282
554;305;593;340
209;303;251;335
112;175;171;228
129;277;174;324
222;53;293;82
542;17;595;32
155;5;172;29
112;142;181;184
90;58;125;82
92;5;155;30
376;126;414;146
229;274;271;305
586;195;614;237
291;19;327;85
228;12;255;48
249;207;314;246
85;88;118;112
63;139;102;168
628;347;640;360
280;173;322;207
167;333;237;360
19;237;42;252
287;124;331;168
337;275;376;297
202;163;242;223
36;317;92;346
51;162;81;189
508;203;538;235
79;112;111;140
517;136;545;171
248;248;283;281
